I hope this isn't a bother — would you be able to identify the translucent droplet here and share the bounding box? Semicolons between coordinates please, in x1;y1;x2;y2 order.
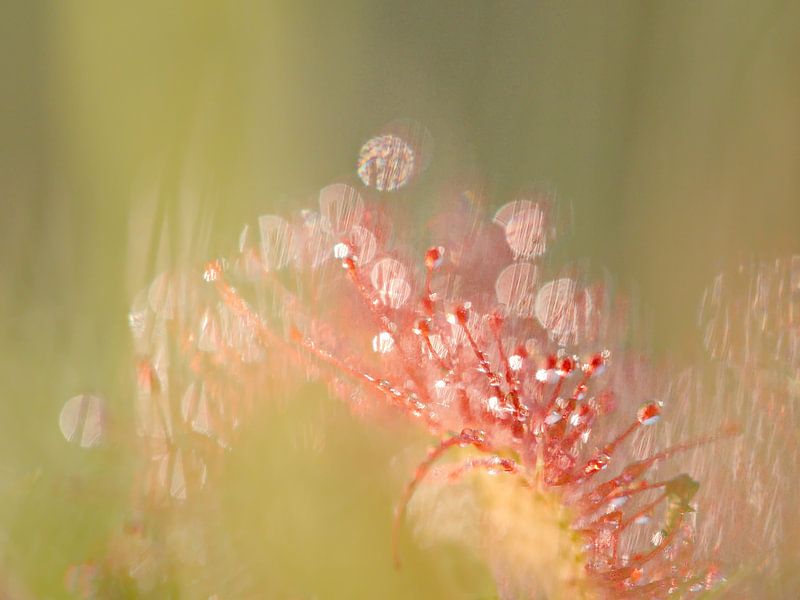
489;397;515;419
535;278;594;345
413;319;430;337
637;403;661;426
544;411;562;425
583;353;606;375
494;199;549;258
608;496;628;509
433;380;455;409
446;302;471;326
535;278;575;333
357;135;415;191
333;242;352;260
508;354;524;371
258;215;294;271
382;278;411;309
495;262;538;318
371;331;395;354
506;206;546;258
348;225;377;265
59;394;105;448
319;183;364;235
425;246;445;270
370;258;410;308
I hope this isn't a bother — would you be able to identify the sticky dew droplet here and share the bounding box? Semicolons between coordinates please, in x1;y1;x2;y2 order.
371;331;395;354
637;403;661;426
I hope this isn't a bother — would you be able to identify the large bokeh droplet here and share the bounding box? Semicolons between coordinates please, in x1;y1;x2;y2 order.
495;262;538;318
357;135;416;192
494;200;548;259
319;183;364;235
370;257;411;308
534;278;593;345
59;394;106;448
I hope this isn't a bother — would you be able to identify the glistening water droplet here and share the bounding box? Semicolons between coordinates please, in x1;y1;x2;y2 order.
372;331;395;354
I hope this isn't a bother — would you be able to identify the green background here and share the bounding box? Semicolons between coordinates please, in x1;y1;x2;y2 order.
1;2;798;597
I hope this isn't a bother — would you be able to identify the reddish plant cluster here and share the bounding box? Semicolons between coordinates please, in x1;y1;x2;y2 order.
127;182;743;597
67;171;763;597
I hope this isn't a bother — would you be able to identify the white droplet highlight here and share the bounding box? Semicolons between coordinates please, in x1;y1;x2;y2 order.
371;331;395;354
333;242;351;259
508;354;524;371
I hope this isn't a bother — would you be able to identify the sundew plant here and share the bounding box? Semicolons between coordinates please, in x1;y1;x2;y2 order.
52;124;795;598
